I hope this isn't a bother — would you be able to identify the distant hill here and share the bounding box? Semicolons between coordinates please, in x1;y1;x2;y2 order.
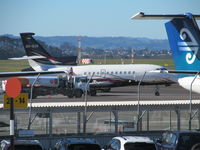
0;35;64;59
1;34;169;50
0;34;171;59
36;36;169;50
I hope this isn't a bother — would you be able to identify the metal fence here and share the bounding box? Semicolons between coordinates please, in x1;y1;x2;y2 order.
1;102;200;134
1;100;200;149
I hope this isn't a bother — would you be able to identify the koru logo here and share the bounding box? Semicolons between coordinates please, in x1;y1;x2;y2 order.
178;28;198;64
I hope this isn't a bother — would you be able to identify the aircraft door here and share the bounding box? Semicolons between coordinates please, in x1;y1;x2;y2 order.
100;69;106;77
132;71;135;81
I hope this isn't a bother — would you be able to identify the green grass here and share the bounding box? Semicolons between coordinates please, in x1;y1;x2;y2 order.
0;60;29;71
0;58;175;72
0;60;28;65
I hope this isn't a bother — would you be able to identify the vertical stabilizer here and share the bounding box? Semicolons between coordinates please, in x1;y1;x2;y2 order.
165;13;200;71
20;33;77;71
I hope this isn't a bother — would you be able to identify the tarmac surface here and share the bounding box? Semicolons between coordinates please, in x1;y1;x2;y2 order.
1;83;199;103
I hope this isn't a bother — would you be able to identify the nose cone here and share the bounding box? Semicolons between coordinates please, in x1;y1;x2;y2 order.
178;77;200;93
163;73;178;83
144;71;178;83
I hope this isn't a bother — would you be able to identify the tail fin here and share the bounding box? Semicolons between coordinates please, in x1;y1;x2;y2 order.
165;13;200;71
20;33;77;71
20;33;52;59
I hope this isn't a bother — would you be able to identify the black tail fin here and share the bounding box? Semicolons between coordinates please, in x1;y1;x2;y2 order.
20;33;77;66
20;33;52;58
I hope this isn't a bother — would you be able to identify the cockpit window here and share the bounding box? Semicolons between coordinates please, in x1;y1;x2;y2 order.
156;67;167;71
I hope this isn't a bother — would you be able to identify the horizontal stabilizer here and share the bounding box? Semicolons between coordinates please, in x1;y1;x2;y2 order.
20;32;35;36
9;55;46;60
131;12;200;20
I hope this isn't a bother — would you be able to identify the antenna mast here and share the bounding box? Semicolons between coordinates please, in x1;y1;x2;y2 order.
77;36;81;64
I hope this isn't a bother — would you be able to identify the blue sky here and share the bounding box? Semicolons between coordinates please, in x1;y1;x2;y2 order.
0;0;199;39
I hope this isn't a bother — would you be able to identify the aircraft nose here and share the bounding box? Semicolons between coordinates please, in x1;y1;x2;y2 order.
166;73;178;83
153;71;178;83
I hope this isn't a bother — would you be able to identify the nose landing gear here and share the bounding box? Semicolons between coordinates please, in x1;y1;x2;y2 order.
155;85;160;96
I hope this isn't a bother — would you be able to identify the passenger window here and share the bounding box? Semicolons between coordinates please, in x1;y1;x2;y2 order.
115;71;118;74
97;72;99;75
120;71;122;74
84;72;87;75
124;71;126;74
88;72;91;75
128;71;131;74
107;72;109;74
132;71;135;74
111;71;113;74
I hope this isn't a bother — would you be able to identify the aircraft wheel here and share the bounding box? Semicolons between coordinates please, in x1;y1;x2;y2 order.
28;93;37;99
155;91;160;96
90;90;97;96
32;94;37;99
28;93;31;99
102;88;111;92
155;85;160;96
67;90;74;98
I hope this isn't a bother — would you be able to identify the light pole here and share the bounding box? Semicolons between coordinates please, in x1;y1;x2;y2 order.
28;73;40;130
83;73;94;134
137;71;146;131
189;72;199;130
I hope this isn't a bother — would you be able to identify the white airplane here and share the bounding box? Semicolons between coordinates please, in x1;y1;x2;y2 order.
131;12;200;93
11;32;176;96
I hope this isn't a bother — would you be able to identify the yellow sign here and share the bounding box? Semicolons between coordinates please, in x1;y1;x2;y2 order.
4;93;28;109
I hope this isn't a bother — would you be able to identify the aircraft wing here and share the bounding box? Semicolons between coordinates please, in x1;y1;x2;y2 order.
131;12;200;20
0;71;66;78
9;55;46;60
168;70;200;75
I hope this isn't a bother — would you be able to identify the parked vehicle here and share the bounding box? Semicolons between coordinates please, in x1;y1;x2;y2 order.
103;136;156;150
53;138;101;150
2;75;89;99
0;140;43;150
66;75;88;98
155;130;200;150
